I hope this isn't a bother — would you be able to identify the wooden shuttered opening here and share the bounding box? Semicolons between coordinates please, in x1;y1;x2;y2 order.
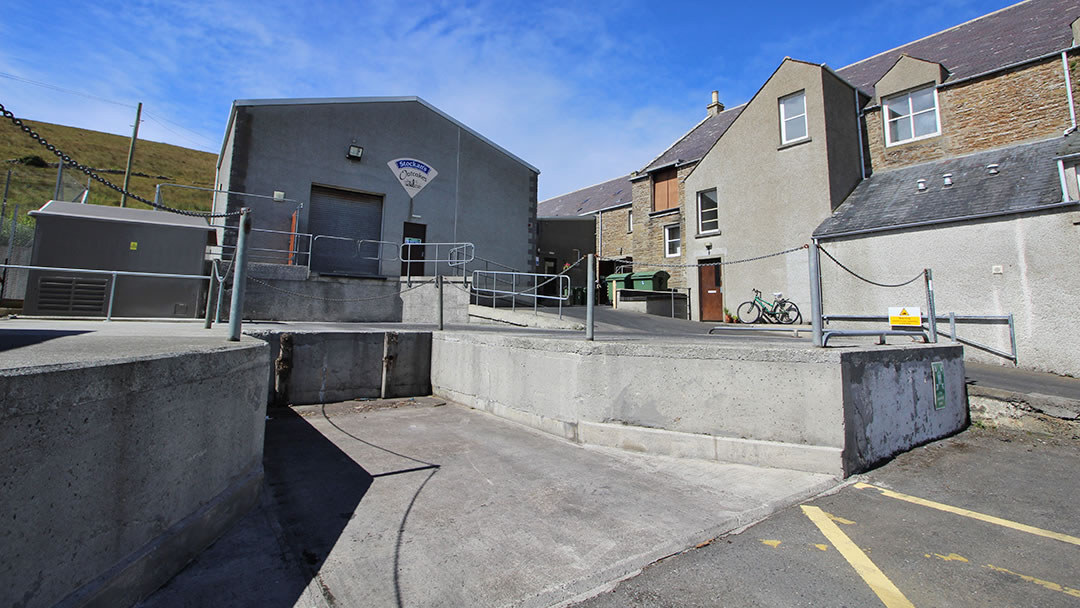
652;168;678;212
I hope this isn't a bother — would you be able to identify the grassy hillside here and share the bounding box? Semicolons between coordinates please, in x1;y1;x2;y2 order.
0;119;217;241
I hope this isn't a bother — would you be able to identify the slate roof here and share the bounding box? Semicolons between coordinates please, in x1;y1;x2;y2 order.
814;137;1071;238
537;174;633;217
835;0;1079;98
642;104;745;172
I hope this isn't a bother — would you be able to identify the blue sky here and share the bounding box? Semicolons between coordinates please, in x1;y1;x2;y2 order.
1;0;1015;200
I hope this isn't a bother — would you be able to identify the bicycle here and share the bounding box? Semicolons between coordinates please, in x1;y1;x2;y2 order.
736;288;802;324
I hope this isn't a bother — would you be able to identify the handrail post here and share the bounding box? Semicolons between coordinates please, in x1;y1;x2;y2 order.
203;259;217;329
924;268;938;343
809;240;823;347
437;274;444;331
228;208;252;342
949;311;957;343
106;272;117;321
1008;313;1018;366
586;253;595;341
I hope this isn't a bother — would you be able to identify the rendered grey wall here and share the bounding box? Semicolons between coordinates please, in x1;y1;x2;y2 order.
0;342;268;608
819;209;1080;376
683;60;861;322
431;332;965;476
220;100;536;276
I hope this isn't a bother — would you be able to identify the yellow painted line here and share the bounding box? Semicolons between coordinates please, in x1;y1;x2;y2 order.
985;564;1080;599
760;539;782;548
825;511;856;525
855;483;1080;547
802;505;916;608
814;543;829;551
925;553;968;563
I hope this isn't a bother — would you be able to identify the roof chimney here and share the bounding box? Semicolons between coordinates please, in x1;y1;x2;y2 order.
707;91;724;117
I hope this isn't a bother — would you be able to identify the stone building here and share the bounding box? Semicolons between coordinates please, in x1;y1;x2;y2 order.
540;0;1080;375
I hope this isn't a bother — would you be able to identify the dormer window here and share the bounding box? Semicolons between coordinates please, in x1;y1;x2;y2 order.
779;91;807;144
883;86;940;146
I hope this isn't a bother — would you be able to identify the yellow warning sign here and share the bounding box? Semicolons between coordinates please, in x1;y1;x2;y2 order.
129;241;138;251
888;306;921;327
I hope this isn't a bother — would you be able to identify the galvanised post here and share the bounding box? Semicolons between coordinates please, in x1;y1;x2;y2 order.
215;272;226;323
586;253;595;341
203;259;217;329
228;208;252;342
924;268;938;343
437;274;444;331
106;272;117;321
949;312;957;342
1008;313;1018;365
809;240;824;347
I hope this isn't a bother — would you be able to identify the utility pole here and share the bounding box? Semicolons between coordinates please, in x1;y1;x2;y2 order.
120;102;142;207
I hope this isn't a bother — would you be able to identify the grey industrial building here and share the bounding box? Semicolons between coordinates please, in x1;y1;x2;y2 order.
213;96;539;281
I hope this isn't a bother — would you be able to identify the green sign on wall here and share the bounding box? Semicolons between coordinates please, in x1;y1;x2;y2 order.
932;361;947;410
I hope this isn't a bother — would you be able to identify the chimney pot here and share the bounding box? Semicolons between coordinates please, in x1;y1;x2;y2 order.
707;91;725;117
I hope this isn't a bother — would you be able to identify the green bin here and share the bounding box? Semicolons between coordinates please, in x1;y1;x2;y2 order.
571;287;586;306
605;273;632;302
630;271;670;291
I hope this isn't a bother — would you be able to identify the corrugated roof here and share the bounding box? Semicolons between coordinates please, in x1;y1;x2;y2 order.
835;0;1079;97
814;137;1068;238
29;201;214;230
538;174;634;217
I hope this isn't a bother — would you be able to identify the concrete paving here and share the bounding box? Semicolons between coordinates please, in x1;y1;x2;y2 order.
140;398;838;608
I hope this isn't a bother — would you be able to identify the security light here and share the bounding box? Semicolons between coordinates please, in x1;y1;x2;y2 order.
347;145;363;160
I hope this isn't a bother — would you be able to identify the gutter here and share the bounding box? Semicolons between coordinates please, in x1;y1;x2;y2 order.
583;201;632;215
815;200;1080;240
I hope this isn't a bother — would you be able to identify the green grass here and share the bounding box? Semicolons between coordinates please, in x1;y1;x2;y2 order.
0;119;217;240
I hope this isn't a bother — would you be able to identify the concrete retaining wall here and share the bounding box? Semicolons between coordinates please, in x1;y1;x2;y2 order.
246;329;432;406
242;263;469;324
0;341;269;608
431;333;965;476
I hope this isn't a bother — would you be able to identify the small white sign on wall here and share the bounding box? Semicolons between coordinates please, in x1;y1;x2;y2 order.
388;158;438;198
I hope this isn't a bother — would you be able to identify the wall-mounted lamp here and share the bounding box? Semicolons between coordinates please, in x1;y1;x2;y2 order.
705;241;713;252
273;191;285;202
347;145;364;160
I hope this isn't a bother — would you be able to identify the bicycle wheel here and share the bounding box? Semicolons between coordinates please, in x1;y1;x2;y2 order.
777;300;801;324
736;301;761;324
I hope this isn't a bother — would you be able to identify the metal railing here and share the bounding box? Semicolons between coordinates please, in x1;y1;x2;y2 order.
0;263;212;321
471;270;570;318
210;224;313;268
822;313;1017;364
403;242;475;283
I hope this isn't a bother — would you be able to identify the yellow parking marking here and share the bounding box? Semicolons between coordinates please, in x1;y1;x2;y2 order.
760;539;782;548
925;553;968;562
825;511;856;525
815;543;829;551
855;483;1080;547
985;564;1080;598
802;505;916;608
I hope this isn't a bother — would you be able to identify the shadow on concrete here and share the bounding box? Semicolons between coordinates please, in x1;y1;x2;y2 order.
0;328;92;351
263;406;375;606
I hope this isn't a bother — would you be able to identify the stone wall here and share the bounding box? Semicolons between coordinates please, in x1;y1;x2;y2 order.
866;57;1074;172
597;206;632;263
623;164;694;289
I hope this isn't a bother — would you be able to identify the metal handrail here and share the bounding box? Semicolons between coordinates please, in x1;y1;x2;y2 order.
210;223;313;267
471;269;570;319
822;312;1017;364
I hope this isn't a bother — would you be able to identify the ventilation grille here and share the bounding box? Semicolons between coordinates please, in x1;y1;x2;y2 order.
36;276;109;314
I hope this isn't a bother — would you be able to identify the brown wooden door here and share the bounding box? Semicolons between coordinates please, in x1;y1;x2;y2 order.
698;259;724;322
401;222;426;277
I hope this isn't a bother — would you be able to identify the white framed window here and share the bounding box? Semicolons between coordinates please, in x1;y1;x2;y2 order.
883;86;940;146
698;189;719;234
664;223;681;257
779;91;807;144
627;208;633;232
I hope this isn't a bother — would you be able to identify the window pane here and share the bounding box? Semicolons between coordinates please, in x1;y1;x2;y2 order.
910;88;935;113
782;93;805;118
784;116;807;141
913;110;938;137
699;189;717;210
886;99;908;121
889;116;912;143
701;209;718;221
702;219;718;232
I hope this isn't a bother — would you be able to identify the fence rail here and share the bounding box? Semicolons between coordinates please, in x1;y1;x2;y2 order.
822;313;1017;364
471;269;570;318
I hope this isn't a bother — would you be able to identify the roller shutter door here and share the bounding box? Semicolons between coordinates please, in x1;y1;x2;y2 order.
308;185;383;277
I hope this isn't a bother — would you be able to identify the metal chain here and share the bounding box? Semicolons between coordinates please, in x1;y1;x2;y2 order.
599;244;808;268
248;277;436;302
817;245;924;288
0;102;242;218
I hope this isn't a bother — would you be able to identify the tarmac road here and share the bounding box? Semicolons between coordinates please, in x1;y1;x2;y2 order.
575;423;1080;608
